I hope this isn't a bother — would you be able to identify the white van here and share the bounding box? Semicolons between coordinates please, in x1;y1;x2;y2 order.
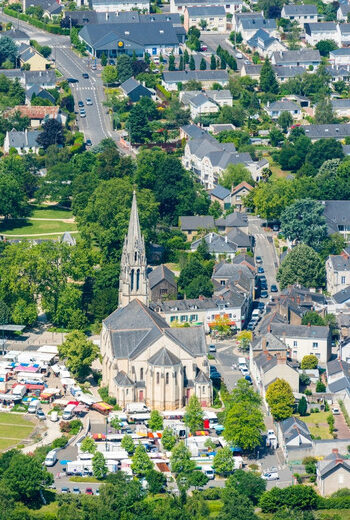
50;411;59;422
238;357;248;369
45;450;58;467
62;404;76;420
28;400;40;414
252;309;260;319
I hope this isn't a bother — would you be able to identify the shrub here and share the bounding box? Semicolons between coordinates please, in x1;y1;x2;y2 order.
60;421;71;433
52;436;68;449
201;487;223;500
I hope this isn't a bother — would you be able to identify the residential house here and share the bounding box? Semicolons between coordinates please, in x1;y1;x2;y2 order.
271;49;321;69
149;264;177;302
215;211;249;233
337;3;350;21
331;98;350;118
23;0;63;17
281;4;317;26
238;17;277;41
61;232;76;246
179;215;215;240
179;123;208;140
0;69;25;86
277;417;312;461
278;285;327;325
184;6;226;32
265;100;302;120
25;86;56;105
89;0;150;13
170;0;244;15
327;66;350;84
152;288;249;331
329;47;350;69
339;23;350;45
232;11;264;31
326;358;350;393
180;89;232;119
338;316;350;342
317;450;350;496
250;348;299;403
327;256;350;296
247;29;286;58
300;124;350;141
19;46;51;71
226;228;252;251
24;70;56;90
190;232;238;259
232;252;255;272
240;63;262;80
162;70;229;91
212;261;255;303
210;185;231;210
120;77;154;102
8;106;66;128
304;22;338;45
230;181;254;211
2;29;30;45
79;22;182;58
322;200;350;241
205;89;233;107
4;129;41;154
274;65;307;82
329;286;350;313
209;123;236;134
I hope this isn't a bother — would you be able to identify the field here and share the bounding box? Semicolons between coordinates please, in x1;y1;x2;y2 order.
29;204;74;220
297;412;333;440
0;219;78;237
0;412;35;450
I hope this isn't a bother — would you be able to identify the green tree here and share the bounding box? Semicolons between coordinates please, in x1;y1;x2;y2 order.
131;444;154;476
260;58;279;94
179;55;184;70
236;330;252;351
170;441;196;475
92;451;107;479
184;49;189;64
213;446;235;475
128;104;151;143
188;470;209;489
269;126;284;147
4;453;52;504
219;488;258;520
252;179;296;220
327;413;335;434
259;485;318;513
80;436;96;453
315;39;338;57
117;54;133;83
223;400;264;450
277;111;293;132
184;395;204;434
12;298;37;326
266;379;295;421
298;396;308;416
0;36;18;67
200;58;207;70
220;163;254;190
280;199;328;251
101;65;118;85
121;434;135;455
210;54;217;70
101;52;107;66
145;469;167;493
161;427;176;451
225;469;266;505
0;176;28;218
301;312;325;327
168;53;175;71
314;97;336;124
148;410;163;431
316;380;326;392
110;417;122;431
189;55;195;70
277;244;325;289
58;330;99;381
37;119;65;149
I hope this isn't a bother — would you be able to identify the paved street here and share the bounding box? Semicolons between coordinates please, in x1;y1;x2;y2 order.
198;33;246;71
249;216;279;291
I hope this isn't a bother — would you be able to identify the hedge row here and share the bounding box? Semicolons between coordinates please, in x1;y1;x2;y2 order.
3;8;69;35
156;83;171;100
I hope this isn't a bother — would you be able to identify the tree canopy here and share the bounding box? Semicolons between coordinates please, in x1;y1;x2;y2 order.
266;379;295;421
277;244;325;289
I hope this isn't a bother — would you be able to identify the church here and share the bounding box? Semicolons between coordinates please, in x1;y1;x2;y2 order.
100;192;212;410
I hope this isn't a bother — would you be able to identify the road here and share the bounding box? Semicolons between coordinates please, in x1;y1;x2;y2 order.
0;12;113;145
198;33;246;71
249;216;279;292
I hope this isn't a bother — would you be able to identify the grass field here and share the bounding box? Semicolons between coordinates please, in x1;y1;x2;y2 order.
29;204;73;220
0;219;77;237
0;412;35;450
297;412;333;440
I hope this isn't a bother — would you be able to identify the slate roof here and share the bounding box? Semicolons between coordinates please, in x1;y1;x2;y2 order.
305;22;337;33
154;289;246;313
247;28;278;50
2;29;29;39
207;151;252;169
195;370;211;383
226;228;251;248
191;232;237;254
61;232;76;246
331;98;350;109
333;286;350;304
339;23;350;33
187;6;225;16
215;212;249;229
328;377;350;393
163;70;229;83
301;124;350;139
231;253;255;269
240;18;276;30
267;100;301;111
180;215;215;231
280;416;312;445
282;4;317;15
79;22;180;51
148;264;176;290
272;49;321;65
252;332;287;352
120;77;148;94
210;184;231;200
190;93;215;108
24;70;56;86
181;124;208;139
327;358;344;376
328;255;350;272
323;201;350;230
149;347;181;366
330;48;350;56
242;64;263;75
274;65;306;78
318;451;350;478
115;371;134;386
270;322;329;339
7;129;41;149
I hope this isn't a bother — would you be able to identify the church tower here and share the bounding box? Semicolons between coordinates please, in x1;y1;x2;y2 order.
118;191;149;308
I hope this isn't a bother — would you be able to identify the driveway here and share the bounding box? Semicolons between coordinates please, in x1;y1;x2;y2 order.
334;412;350;439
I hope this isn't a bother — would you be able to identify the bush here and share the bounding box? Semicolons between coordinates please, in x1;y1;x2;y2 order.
3;7;69;34
156;84;171;100
316;380;326;393
60;421;71;433
201;487;223;500
52;436;68;449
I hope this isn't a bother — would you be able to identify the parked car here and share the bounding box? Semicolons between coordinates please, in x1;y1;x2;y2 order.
36;409;46;420
86;98;93;105
260;283;268;291
257;302;265;311
85;488;94;495
240;367;249;377
61;488;70;493
82;73;89;79
258;267;264;273
86;139;92;146
247;322;255;331
236;52;243;58
262;471;279;481
72;488;81;494
260;290;268;298
50;411;58;422
208;344;216;353
256;256;263;264
271;284;278;292
95;489;100;496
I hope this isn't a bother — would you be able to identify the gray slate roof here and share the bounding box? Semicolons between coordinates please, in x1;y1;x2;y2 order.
333;286;350;304
149;264;176;290
180;215;215;231
240;18;276;30
301;124;350;139
2;29;29;39
61;232;76;246
149;347;180;366
267;100;301;111
282;4;317;15
272;49;321;65
305;22;337;33
210;185;231;200
24;70;56;86
332;98;350;109
215;212;248;228
330;48;350;56
226;228;251;248
115;371;134;386
318;451;350;478
181;124;208;139
187;6;225;16
163;70;228;83
280;416;312;445
7;129;41;149
323;201;350;230
252;332;287;352
154;289;246;313
191;232;237;254
270;322;329;339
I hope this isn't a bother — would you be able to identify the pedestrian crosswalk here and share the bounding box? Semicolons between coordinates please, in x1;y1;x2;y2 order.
254;233;267;239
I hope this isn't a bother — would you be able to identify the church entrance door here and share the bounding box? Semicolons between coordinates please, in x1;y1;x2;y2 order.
139;390;144;402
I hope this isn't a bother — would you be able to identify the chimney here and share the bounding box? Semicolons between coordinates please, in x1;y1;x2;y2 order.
225;235;228;243
332;449;339;455
262;337;267;351
297;296;301;305
267;324;271;333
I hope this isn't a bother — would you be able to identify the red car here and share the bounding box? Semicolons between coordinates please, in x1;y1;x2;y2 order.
85;488;94;495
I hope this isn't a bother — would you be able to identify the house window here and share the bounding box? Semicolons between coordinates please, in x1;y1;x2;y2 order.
202;386;205;392
236;195;241;200
166;372;169;384
220;280;225;286
156;372;160;384
315;353;320;359
293;340;298;347
342;276;346;284
312;342;319;348
160;288;168;294
140;368;144;380
126;389;128;395
180;315;188;322
190;314;198;322
152;47;157;55
170;316;178;322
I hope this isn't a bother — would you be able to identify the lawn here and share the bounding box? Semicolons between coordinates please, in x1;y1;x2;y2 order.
0;412;35;451
296;412;333;439
0;219;77;237
208;500;223;517
29;204;73;220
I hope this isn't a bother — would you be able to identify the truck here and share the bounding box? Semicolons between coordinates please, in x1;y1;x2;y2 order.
12;384;27;398
66;461;93;476
45;450;58;467
62;404;76;420
126;402;150;414
28;399;40;413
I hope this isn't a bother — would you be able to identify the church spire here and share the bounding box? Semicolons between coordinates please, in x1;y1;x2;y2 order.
118;191;149;308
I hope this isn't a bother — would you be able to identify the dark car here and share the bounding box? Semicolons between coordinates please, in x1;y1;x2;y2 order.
86;139;92;146
271;284;278;292
208;344;216;353
257;302;265;310
82;73;89;79
258;267;264;273
67;78;79;83
247;322;255;331
78;100;84;107
261;290;268;298
260;283;268;291
256;256;263;264
259;275;267;282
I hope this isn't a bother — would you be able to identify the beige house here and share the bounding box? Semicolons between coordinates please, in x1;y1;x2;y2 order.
19;47;52;71
179;215;215;241
184;6;227;32
317;450;350;496
101;192;212;410
231;181;254;211
326;255;350;295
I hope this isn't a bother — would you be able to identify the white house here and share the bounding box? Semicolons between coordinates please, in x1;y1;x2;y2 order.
179;90;232;119
170;0;244;15
184;6;227;32
281;4;317;26
329;48;350;69
277;417;312;461
331;98;350;118
271;49;322;69
4;129;41;155
304;22;338;46
90;0;150;13
247;29;286;58
326;255;350;296
265;99;302;120
337;4;350;21
238;16;277;41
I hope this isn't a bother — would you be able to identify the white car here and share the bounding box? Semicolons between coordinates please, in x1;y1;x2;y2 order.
236;52;243;58
267;429;276;438
240;367;249;377
262;471;279;481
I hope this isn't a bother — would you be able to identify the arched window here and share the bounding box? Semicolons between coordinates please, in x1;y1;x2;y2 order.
202;386;205;393
156;372;160;384
130;269;134;291
166;372;169;385
134;251;137;262
140;368;144;380
136;269;140;291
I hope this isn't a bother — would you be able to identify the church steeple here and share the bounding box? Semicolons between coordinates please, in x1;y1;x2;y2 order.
118;191;149;308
